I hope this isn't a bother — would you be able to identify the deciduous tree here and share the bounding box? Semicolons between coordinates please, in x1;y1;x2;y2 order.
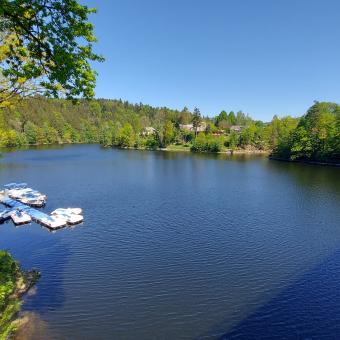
0;0;103;107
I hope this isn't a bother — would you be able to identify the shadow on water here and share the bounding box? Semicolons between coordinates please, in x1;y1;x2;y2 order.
0;225;72;339
195;162;340;339
209;248;340;339
266;158;340;195
22;238;71;314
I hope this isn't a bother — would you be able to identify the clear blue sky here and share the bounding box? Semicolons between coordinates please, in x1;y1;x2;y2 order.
85;0;340;121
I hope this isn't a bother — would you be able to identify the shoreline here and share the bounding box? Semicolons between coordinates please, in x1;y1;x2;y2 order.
2;143;339;166
104;144;271;155
0;252;40;339
1;142;271;156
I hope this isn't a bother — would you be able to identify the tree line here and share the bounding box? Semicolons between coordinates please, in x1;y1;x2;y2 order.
0;97;339;163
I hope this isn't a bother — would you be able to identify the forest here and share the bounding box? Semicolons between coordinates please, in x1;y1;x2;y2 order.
0;97;339;163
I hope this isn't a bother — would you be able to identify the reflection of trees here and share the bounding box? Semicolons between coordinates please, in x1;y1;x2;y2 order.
267;160;340;197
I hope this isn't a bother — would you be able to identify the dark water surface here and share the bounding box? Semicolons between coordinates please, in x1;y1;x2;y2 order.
0;145;339;339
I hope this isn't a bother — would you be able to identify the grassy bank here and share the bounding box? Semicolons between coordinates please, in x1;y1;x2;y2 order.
0;251;40;339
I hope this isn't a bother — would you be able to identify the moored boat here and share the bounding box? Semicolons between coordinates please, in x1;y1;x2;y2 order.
5;183;47;206
51;207;83;225
38;215;67;229
10;210;32;225
51;208;83;216
0;209;13;224
52;211;83;225
18;194;46;207
2;183;83;230
4;183;27;190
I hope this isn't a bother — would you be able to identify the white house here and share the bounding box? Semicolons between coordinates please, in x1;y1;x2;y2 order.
141;127;156;136
179;122;206;132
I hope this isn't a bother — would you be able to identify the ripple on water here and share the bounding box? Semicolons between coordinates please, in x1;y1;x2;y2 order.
0;145;339;339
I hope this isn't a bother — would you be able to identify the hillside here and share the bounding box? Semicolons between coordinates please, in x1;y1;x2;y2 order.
0;98;339;163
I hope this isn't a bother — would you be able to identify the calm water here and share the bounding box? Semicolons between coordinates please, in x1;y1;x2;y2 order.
0;145;339;339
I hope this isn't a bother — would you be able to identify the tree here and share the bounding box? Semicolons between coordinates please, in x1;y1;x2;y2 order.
162;120;174;147
24;121;37;144
179;106;191;124
0;0;103;107
191;133;222;153
273;102;340;162
216;110;227;127
228;111;236;125
192;107;202;137
144;134;159;150
239;123;257;147
0;128;22;146
216;110;232;129
116;123;134;147
226;132;240;149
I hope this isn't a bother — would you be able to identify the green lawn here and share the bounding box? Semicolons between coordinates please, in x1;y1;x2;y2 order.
165;144;191;152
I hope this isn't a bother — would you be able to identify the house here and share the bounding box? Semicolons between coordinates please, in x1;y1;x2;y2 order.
230;125;243;133
179;123;193;131
141;127;156;136
179;122;206;132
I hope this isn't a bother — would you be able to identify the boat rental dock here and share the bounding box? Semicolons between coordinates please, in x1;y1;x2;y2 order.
0;184;83;230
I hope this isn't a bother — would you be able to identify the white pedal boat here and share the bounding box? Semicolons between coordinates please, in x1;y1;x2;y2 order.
11;210;31;225
38;215;67;229
18;195;46;207
51;208;82;215
0;209;13;223
54;212;83;225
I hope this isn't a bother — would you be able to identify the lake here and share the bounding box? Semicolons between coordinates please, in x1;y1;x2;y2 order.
0;144;339;339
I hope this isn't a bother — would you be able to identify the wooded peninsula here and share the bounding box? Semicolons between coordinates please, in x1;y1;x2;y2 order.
0;98;339;164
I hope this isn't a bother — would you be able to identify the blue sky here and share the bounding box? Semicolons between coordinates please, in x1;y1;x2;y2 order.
85;0;340;121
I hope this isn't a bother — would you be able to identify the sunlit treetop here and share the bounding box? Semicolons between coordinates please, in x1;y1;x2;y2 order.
0;0;104;107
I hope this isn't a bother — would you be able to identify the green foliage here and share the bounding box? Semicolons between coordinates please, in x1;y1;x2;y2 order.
239;123;258;147
0;251;18;311
224;132;240;150
215;110;228;128
191;133;223;153
0;97;189;148
0;97;338;162
162;120;174;147
215;110;239;128
115;123;134;148
0;129;23;147
24;121;38;144
144;135;159;150
0;0;103;105
178;107;191;125
273;102;340;162
181;130;195;144
229;111;236;125
192;107;202;137
0;251;20;339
